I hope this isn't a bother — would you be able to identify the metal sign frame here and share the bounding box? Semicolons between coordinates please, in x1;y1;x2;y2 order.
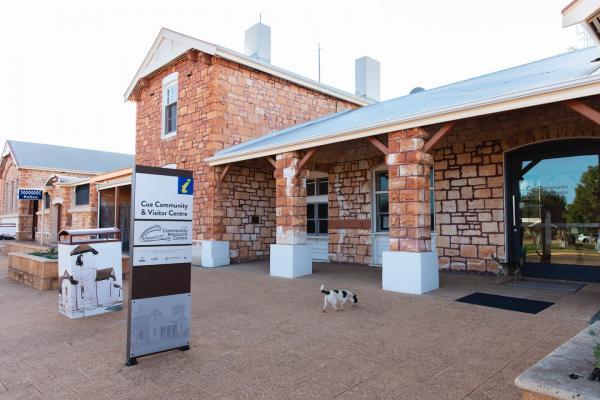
126;165;194;366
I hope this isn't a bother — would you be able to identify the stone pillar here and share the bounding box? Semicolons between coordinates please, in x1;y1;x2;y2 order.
270;151;312;278
382;128;439;294
195;167;230;268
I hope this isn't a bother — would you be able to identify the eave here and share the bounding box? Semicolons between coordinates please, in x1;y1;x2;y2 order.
206;75;600;165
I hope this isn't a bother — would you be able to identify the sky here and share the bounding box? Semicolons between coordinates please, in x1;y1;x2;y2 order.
0;0;585;155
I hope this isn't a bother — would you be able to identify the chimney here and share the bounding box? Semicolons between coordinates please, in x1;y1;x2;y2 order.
245;22;271;64
355;56;380;101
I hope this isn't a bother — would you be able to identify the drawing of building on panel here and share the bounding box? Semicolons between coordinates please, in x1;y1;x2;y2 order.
58;242;123;319
130;294;190;357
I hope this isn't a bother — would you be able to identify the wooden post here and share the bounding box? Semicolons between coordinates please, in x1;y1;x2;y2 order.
114;186;120;229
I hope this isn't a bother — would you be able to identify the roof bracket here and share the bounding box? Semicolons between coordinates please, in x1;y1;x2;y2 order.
219;164;231;183
266;157;276;168
187;50;198;63
367;136;389;155
296;148;318;176
423;121;456;153
564;99;600;126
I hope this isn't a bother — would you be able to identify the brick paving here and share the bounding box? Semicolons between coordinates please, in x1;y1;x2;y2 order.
0;253;599;399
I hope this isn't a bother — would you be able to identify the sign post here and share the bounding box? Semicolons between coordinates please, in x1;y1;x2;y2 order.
126;165;194;366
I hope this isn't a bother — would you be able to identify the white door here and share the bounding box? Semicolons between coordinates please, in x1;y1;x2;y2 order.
371;234;389;266
371;168;390;266
308;237;329;261
306;173;329;262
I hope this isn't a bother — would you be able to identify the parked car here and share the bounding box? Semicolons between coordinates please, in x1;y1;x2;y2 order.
578;234;591;243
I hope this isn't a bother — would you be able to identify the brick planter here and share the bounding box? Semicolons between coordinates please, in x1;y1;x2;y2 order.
7;252;58;291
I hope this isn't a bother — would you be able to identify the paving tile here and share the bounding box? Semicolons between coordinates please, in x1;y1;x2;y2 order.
0;254;599;400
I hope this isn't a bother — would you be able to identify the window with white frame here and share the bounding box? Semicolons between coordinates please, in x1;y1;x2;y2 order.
161;72;179;138
374;171;389;232
306;177;328;236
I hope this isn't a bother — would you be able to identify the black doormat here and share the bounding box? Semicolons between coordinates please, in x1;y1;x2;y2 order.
456;292;554;314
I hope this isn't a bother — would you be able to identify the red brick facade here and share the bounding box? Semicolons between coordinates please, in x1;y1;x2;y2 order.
0;155;94;242
387;128;434;253
432;96;600;273
274;152;308;245
133;53;358;257
218;163;275;260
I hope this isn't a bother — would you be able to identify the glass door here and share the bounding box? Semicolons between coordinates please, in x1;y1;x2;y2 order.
507;140;600;281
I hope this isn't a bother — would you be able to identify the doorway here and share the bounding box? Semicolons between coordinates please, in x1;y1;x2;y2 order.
506;139;600;282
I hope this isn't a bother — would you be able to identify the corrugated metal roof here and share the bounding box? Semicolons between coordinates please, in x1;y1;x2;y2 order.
209;47;600;164
7;141;134;174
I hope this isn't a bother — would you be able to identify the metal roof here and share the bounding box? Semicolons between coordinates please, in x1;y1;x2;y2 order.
208;46;600;165
6;140;134;174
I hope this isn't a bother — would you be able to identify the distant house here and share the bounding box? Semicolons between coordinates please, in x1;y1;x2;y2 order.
0;140;133;242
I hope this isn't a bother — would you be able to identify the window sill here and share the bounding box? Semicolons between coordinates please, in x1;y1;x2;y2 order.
68;206;96;213
307;235;329;239
161;132;177;140
0;213;18;218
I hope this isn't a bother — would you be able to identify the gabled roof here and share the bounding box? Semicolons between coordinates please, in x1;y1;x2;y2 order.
208;46;600;165
3;141;134;174
124;28;373;106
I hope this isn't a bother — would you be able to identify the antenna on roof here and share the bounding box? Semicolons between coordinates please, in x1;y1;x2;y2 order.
317;42;322;82
259;13;262;23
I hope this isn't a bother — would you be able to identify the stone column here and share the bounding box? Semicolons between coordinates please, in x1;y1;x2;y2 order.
270;151;312;278
382;128;439;294
198;167;230;268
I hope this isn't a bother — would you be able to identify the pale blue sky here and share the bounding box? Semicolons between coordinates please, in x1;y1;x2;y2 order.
521;155;599;203
0;0;583;154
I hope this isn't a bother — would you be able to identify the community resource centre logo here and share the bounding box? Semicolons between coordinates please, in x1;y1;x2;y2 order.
178;176;193;195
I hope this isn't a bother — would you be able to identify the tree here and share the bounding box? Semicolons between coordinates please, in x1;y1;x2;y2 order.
521;187;567;221
566;165;600;224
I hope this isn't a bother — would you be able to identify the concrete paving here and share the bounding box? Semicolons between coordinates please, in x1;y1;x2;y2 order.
0;254;599;399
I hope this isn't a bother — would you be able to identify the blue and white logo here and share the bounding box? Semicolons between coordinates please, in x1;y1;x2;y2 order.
177;176;193;195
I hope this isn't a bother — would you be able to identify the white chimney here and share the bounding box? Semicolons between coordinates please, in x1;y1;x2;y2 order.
245;22;271;64
355;56;380;101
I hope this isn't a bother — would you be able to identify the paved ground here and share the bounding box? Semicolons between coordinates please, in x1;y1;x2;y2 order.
0;254;599;400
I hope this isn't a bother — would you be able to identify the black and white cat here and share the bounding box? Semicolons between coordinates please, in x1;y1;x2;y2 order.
320;284;358;312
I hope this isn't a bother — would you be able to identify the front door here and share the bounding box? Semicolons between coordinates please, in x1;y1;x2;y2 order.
506;139;600;282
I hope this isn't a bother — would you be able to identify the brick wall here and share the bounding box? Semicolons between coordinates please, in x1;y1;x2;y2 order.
219;163;276;261
320;140;384;264
37;182;98;245
0;155;94;241
133;53;359;253
433;96;600;273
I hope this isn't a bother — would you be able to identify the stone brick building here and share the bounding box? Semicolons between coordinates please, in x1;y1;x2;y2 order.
0;141;133;243
126;25;375;267
129;13;600;292
40;168;132;250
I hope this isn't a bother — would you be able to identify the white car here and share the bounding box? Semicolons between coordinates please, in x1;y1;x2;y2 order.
578;234;591;243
